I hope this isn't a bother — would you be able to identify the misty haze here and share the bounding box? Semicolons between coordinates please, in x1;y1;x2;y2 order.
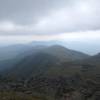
0;0;100;100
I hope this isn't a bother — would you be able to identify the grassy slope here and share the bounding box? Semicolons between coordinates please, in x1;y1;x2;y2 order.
0;91;47;100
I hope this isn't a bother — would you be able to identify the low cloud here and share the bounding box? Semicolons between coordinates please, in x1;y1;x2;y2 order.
0;30;100;42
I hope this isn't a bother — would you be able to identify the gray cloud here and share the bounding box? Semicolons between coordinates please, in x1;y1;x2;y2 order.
0;0;100;35
0;0;69;24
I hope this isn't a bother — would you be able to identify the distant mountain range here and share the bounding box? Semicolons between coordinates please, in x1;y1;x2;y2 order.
0;40;64;61
0;43;100;100
41;45;89;62
0;44;89;70
0;43;99;81
0;43;100;81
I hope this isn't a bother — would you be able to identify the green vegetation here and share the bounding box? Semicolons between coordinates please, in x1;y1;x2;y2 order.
0;45;100;100
0;91;47;100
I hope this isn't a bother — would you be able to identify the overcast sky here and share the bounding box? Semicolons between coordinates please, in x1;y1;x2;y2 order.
0;0;100;54
0;0;100;34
